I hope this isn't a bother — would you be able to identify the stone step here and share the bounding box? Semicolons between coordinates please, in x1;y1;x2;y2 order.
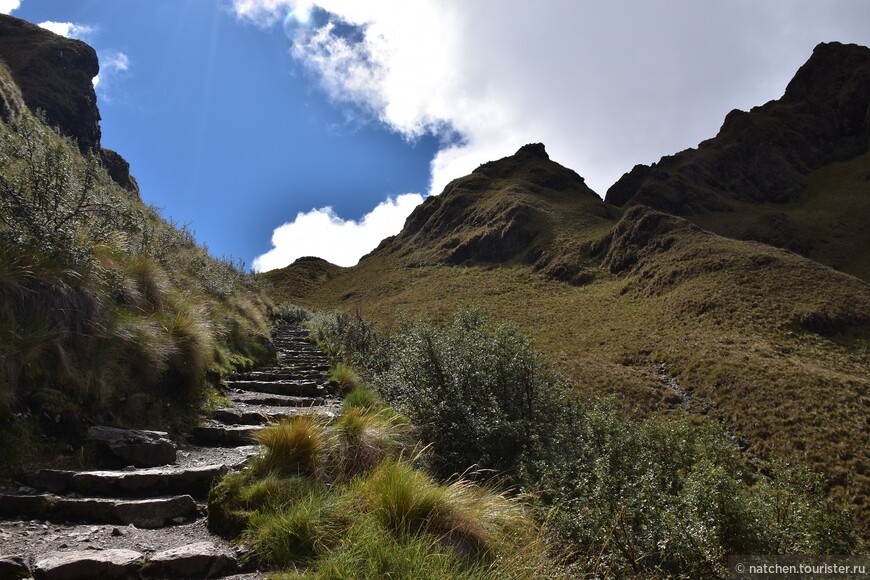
212;407;290;425
228;390;329;407
32;549;144;580
26;541;240;580
0;494;197;528
235;368;328;380
276;356;321;364
24;464;227;500
212;405;336;426
189;424;263;447
224;380;327;398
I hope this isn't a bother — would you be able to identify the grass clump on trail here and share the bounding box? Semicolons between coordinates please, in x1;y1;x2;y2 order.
208;395;552;578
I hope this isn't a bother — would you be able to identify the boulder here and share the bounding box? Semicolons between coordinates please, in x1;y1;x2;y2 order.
87;426;176;467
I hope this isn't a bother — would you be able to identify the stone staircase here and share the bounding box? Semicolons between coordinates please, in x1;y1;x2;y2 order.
0;323;339;579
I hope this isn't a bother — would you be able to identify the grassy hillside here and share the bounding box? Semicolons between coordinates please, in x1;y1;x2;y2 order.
272;172;870;532
691;150;870;281
0;68;275;472
261;256;345;305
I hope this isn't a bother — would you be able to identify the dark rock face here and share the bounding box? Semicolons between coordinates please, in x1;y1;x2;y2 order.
99;148;140;196
0;15;140;193
605;42;870;212
0;14;101;152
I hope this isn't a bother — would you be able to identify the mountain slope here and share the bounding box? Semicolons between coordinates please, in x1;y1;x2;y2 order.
606;42;870;279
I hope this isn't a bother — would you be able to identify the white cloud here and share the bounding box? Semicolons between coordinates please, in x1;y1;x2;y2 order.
235;0;870;264
253;193;423;271
37;21;95;40
0;0;20;15
93;50;130;95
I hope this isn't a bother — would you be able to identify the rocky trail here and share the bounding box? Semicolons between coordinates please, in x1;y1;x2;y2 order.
0;324;340;580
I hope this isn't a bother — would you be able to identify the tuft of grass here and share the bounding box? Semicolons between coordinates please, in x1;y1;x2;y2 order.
278;517;479;580
256;415;328;478
358;459;499;557
333;407;410;479
244;490;344;567
342;384;382;412
329;362;360;394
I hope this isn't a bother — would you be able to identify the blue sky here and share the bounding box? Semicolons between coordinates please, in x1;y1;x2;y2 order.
3;1;870;270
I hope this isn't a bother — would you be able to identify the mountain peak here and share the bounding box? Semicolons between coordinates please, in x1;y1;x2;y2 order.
515;142;549;160
604;40;870;280
367;141;614;274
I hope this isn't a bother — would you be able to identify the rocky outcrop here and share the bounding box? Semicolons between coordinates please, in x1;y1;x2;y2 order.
606;42;870;213
99;148;140;196
0;14;100;152
0;14;140;194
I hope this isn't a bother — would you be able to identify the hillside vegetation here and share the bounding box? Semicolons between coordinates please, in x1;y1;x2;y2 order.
0;53;274;471
239;308;856;578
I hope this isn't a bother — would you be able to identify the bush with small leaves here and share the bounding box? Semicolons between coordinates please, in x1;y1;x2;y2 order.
373;308;565;480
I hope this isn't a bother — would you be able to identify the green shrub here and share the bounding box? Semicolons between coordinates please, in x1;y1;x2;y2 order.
373;308;565;479
275;302;311;325
307;310;389;373
533;404;857;578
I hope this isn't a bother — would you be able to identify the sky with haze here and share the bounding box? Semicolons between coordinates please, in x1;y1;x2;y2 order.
3;0;870;270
